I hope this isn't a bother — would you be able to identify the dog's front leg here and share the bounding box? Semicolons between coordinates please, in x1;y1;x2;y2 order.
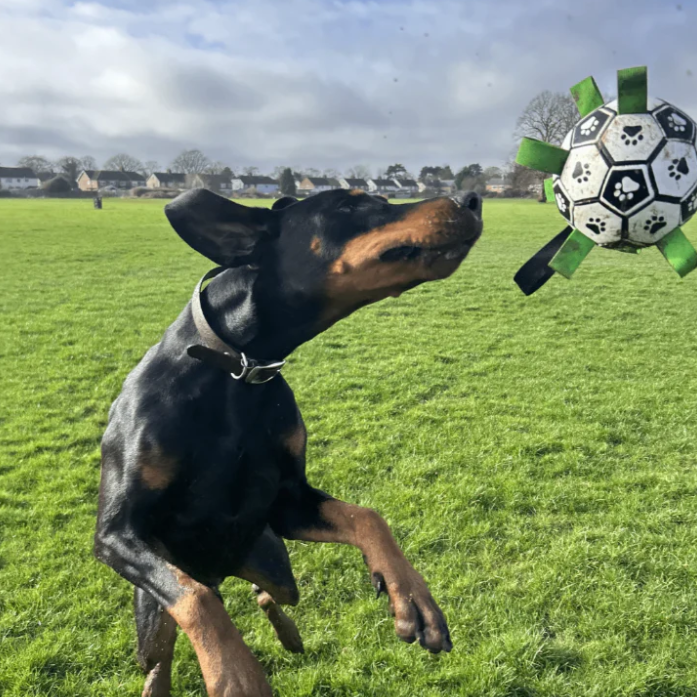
273;489;452;653
94;529;272;697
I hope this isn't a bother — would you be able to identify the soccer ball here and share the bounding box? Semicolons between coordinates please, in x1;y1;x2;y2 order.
553;98;697;249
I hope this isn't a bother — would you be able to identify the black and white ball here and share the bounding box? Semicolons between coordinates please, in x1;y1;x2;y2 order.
553;99;697;248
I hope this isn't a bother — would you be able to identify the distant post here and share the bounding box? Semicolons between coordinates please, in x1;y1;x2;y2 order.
93;195;103;210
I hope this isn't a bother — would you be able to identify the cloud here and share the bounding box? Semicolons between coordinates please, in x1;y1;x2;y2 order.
0;0;695;175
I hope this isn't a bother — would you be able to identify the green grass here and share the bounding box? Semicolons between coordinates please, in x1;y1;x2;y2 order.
3;197;697;696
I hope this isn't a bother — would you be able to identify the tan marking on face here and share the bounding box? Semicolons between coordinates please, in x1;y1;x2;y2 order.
310;236;322;255
320;198;477;325
349;188;364;196
168;566;272;696
140;447;178;490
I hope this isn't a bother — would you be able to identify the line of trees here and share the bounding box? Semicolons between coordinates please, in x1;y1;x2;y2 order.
8;87;576;199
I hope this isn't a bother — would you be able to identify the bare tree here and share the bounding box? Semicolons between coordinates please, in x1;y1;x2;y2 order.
103;153;145;173
323;168;340;179
143;160;161;177
243;166;260;176
346;165;372;180
271;165;290;180
81;156;97;170
515;91;578;145
206;161;227;175
170;150;210;174
17;155;53;173
55;156;84;181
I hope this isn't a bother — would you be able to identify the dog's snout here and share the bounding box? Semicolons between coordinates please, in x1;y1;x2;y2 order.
451;190;482;218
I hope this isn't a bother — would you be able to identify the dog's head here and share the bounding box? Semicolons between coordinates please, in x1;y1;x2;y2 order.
165;188;482;331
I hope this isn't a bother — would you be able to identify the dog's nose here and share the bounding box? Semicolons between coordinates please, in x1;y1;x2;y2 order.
451;190;482;218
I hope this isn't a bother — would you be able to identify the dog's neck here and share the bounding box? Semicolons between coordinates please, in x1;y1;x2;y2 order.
200;266;321;361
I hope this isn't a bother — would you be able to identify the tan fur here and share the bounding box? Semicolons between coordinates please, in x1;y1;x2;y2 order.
310;236;322;255
167;567;272;696
140;448;178;490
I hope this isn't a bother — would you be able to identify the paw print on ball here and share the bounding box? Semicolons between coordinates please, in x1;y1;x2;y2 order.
668;113;688;133
555;192;568;213
586;217;607;235
643;214;667;235
668;157;690;181
655;106;696;143
580;117;600;137
681;188;697;224
601;167;654;216
572;161;591;184
614;177;640;202
621;125;644;146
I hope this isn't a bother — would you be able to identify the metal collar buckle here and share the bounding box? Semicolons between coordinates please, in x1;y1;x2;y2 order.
229;351;286;384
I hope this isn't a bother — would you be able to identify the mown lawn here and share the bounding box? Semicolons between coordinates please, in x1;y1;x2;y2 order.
3;197;697;696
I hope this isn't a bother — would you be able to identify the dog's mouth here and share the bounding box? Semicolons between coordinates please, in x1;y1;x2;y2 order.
378;240;472;264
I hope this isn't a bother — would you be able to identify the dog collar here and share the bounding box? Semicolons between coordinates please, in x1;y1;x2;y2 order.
187;267;285;385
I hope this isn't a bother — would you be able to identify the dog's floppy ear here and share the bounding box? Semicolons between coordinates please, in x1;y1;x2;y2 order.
165;189;274;267
272;196;298;211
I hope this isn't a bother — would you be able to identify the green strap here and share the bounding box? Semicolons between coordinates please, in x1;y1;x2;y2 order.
570;76;604;117
516;138;569;175
617;66;648;114
549;229;595;279
656;228;697;278
544;178;555;203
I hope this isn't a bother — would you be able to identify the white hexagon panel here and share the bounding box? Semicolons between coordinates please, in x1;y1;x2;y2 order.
627;201;680;246
654;103;696;144
573;201;623;246
571;108;614;147
600;164;655;216
600;113;665;164
682;185;697;224
561;128;573;151
651;141;697;199
560;145;609;203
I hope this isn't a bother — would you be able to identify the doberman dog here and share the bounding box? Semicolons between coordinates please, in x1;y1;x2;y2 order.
94;186;483;697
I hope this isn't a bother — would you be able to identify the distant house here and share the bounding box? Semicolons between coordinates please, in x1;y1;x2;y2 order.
77;170;146;191
147;173;187;189
38;172;75;189
0;166;40;190
392;178;419;196
338;177;369;191
231;175;279;195
297;177;340;194
486;178;509;194
419;179;456;194
367;178;400;195
186;173;234;195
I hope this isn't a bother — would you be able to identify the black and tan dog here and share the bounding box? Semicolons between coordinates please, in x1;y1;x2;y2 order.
94;187;483;697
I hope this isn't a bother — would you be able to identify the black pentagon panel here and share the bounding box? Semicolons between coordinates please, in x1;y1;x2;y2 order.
601;167;653;216
553;182;572;223
655;105;696;144
682;186;697;225
573;108;613;146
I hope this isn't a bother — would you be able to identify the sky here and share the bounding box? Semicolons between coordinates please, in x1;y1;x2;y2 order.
1;0;696;176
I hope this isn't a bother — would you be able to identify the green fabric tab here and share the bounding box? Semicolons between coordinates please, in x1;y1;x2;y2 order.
570;76;604;117
544;178;555;203
549;229;595;279
617;66;648;114
656;228;697;278
516;138;569;175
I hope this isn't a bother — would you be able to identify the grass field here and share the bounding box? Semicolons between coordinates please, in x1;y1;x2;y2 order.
3;197;697;697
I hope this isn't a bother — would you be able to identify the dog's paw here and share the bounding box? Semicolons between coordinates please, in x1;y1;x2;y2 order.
372;570;452;653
